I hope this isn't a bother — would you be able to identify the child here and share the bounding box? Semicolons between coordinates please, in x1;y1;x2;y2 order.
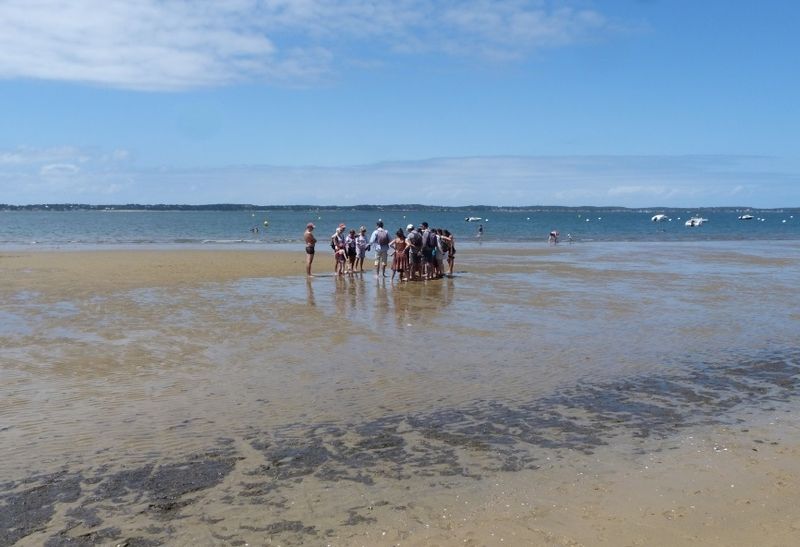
334;240;347;276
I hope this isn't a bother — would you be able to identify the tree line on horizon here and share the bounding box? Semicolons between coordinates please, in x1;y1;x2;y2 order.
0;203;793;213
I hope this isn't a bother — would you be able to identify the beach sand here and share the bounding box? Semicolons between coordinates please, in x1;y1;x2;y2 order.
2;246;800;546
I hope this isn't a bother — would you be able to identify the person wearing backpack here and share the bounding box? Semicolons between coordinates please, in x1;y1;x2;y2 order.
369;220;392;278
405;224;423;281
419;222;437;280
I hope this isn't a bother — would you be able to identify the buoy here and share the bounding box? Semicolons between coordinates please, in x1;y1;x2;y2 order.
263;220;269;227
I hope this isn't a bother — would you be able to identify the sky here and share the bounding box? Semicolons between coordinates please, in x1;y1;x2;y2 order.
1;0;798;207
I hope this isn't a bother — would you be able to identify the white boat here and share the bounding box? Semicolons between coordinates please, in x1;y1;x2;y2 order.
465;216;482;222
738;214;754;220
685;217;708;227
651;214;669;222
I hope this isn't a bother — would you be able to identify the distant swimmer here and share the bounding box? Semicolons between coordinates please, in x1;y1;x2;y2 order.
477;224;484;239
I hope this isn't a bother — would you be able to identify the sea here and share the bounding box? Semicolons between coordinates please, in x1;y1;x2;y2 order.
1;207;799;248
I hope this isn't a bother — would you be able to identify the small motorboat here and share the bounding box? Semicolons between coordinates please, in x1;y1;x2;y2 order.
685;217;708;227
651;214;669;222
738;214;754;220
465;216;482;222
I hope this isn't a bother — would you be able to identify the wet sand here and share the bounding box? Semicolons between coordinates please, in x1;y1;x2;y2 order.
2;244;800;546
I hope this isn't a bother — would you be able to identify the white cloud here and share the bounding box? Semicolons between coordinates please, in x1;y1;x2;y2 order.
40;163;80;176
2;149;797;207
0;1;619;90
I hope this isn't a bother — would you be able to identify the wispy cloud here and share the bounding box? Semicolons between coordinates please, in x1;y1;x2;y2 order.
0;1;619;90
1;148;797;207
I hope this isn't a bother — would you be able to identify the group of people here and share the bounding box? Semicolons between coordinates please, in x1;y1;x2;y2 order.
303;220;456;280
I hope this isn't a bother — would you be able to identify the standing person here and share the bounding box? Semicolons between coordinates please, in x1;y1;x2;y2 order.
405;224;423;281
304;222;316;277
434;228;446;279
330;223;346;273
442;229;455;276
333;239;347;276
345;229;358;274
369;220;392;278
355;226;369;272
419;222;436;280
477;224;484;239
389;228;408;281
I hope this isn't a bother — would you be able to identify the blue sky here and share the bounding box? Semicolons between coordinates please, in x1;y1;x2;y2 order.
1;0;798;207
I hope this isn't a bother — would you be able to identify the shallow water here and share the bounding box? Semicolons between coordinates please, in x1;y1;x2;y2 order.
1;241;799;545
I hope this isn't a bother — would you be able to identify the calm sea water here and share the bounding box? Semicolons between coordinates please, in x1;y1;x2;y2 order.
1;208;799;248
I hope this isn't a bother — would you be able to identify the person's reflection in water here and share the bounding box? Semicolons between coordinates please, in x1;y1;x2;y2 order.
391;277;455;329
334;275;347;318
306;277;316;307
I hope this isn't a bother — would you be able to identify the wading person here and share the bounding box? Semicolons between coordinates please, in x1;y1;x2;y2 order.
405;224;423;281
304;222;316;277
330;223;345;273
355;226;369;272
369;220;392;278
345;229;358;274
389;228;408;281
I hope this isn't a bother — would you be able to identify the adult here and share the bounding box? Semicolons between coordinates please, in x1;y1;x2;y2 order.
443;229;455;276
434;228;446;279
344;229;358;274
369;220;392;277
405;224;423;281
355;226;369;272
419;222;436;279
304;222;316;277
548;229;559;245
331;223;346;273
389;228;408;281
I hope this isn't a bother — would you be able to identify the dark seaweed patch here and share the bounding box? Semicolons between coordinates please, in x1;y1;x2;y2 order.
3;349;799;546
0;472;82;546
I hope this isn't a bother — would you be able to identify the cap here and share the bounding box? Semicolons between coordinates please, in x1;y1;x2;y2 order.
306;222;315;229
406;224;414;231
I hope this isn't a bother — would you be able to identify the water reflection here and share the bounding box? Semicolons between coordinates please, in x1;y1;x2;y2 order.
324;275;457;329
305;277;315;307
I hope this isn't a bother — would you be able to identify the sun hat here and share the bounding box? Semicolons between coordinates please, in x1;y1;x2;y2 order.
406;224;414;231
338;223;346;229
306;222;315;229
359;225;366;232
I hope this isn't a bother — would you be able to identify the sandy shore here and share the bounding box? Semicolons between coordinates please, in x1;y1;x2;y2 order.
3;245;800;546
1;250;305;296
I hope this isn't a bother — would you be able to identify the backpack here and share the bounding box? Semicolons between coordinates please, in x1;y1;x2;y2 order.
409;231;422;248
422;230;435;249
330;236;337;250
377;229;390;246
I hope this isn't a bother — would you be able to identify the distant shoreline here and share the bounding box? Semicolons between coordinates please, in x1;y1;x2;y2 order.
2;203;798;213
